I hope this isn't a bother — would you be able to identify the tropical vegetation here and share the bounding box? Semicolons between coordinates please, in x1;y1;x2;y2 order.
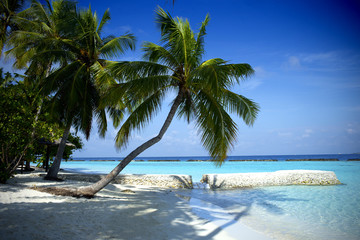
4;0;135;180
0;0;259;197
0;69;81;183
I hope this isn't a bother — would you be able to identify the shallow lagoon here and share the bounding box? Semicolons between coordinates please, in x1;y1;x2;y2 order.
184;161;360;240
61;157;360;239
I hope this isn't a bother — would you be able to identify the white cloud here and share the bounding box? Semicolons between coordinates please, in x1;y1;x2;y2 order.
241;78;263;91
185;124;201;145
238;66;267;91
288;56;301;68
278;132;293;137
301;129;313;138
134;134;145;141
301;52;337;63
282;56;301;70
347;128;356;134
282;51;360;73
346;123;360;135
253;66;267;78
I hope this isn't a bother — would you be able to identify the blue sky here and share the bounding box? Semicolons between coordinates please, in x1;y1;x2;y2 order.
2;0;360;157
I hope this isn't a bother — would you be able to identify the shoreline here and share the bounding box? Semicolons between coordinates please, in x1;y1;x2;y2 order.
68;153;360;162
0;171;272;240
68;158;358;162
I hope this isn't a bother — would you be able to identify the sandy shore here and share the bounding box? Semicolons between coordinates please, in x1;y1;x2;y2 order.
0;171;272;240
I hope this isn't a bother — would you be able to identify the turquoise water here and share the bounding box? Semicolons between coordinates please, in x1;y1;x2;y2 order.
182;161;360;240
61;155;360;240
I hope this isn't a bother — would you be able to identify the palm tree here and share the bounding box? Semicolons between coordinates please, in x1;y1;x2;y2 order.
70;7;259;197
6;0;135;180
42;4;135;180
6;0;78;72
0;0;25;56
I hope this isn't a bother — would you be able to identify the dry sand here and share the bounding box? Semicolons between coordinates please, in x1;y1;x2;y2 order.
0;171;272;240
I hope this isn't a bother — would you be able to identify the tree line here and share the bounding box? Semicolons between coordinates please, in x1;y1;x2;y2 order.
0;68;82;183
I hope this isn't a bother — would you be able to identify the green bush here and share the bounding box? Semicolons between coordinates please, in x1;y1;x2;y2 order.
0;162;14;184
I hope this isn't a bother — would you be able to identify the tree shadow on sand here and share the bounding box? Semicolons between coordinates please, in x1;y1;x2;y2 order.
174;187;307;239
1;175;306;240
0;181;240;240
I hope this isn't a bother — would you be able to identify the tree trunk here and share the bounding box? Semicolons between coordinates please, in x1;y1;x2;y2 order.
75;91;184;197
25;160;31;171
44;120;72;180
45;145;51;172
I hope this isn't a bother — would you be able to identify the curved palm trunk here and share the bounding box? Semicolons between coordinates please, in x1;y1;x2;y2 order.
44;120;72;180
76;91;183;197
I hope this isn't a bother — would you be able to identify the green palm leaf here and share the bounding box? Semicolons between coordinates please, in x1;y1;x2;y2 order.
115;90;166;149
195;89;237;164
222;90;259;126
100;34;135;59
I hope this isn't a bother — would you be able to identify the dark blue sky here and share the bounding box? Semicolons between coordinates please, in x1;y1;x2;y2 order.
2;0;360;156
73;0;360;156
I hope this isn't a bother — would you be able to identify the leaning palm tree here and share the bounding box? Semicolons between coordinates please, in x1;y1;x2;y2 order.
64;7;259;197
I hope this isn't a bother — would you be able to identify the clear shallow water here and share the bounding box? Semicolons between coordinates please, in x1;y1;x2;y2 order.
184;162;360;240
61;154;360;240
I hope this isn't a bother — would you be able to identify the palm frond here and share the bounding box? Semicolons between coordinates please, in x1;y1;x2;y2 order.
41;61;81;95
97;8;110;34
155;7;191;67
222;90;259;126
155;6;176;41
176;90;195;123
225;63;255;83
96;104;108;137
91;60;116;91
115;90;166;149
101;75;173;111
194;89;237;165
107;107;125;129
194;13;210;60
193;60;254;93
100;34;135;59
107;61;171;82
31;0;52;27
142;42;178;70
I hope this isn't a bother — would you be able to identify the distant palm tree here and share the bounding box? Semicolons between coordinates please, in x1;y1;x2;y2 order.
73;7;259;197
0;0;25;56
7;0;135;180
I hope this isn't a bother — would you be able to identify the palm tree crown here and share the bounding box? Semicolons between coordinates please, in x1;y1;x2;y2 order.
106;7;259;164
41;4;135;138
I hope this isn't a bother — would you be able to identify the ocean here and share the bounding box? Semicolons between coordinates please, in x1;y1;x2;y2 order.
61;154;360;240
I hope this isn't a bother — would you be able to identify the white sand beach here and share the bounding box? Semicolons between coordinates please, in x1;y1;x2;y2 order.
0;171;272;240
